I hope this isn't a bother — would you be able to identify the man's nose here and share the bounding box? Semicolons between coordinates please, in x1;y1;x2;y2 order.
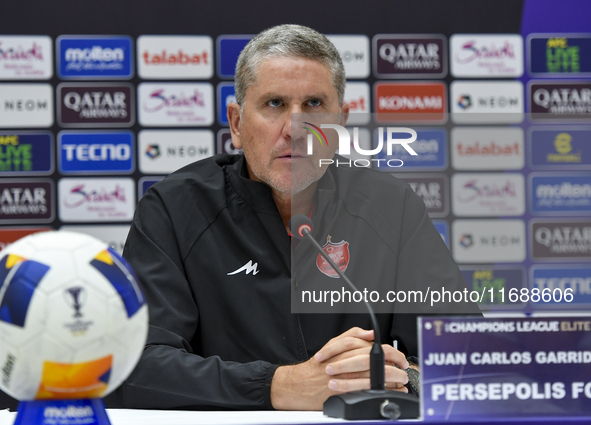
283;104;306;141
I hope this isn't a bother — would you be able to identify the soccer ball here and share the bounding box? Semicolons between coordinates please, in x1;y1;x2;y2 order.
0;230;148;401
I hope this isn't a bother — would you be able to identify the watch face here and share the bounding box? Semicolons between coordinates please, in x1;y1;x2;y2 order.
405;368;421;396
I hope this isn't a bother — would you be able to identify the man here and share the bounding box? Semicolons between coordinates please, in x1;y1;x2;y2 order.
107;24;476;411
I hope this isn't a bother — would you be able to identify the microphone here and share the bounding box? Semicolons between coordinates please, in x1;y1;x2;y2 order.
289;214;419;420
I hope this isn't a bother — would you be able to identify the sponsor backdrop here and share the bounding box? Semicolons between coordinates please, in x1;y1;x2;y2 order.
0;0;589;321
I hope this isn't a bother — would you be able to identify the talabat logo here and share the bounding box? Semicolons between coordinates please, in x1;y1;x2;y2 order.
0;179;54;224
373;34;447;78
451;127;524;170
528;34;591;76
58;83;134;127
529;129;590;169
0;36;52;79
327;35;370;78
375;82;447;123
138;35;213;79
0;84;53;128
343;82;370;125
452;173;525;217
58;177;135;222
138;130;214;174
530;174;591;214
531;266;591;307
529;82;591;120
57;36;133;79
58;131;134;174
452;219;526;263
138;83;214;126
450;81;524;124
450;34;524;77
0;132;53;175
531;220;591;260
305;124;417;169
375;128;447;171
460;267;525;308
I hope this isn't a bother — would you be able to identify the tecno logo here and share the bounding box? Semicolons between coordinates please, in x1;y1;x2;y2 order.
58;131;134;174
63;143;130;161
137;35;213;79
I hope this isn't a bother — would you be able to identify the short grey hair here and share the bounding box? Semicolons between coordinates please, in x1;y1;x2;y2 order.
234;24;346;108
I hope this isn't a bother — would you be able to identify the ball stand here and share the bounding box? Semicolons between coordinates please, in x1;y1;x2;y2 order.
14;398;111;425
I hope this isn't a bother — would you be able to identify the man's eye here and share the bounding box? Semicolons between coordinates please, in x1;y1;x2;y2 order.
307;99;322;107
268;99;282;107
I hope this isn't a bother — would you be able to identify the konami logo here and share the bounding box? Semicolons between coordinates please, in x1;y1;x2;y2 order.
137;35;213;79
374;82;447;123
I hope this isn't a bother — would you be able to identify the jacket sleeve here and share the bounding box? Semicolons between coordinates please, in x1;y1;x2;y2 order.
105;188;278;410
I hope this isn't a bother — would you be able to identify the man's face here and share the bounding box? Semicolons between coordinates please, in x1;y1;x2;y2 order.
229;56;348;195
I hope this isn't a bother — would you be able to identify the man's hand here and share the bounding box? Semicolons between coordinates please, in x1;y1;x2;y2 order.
270;327;410;410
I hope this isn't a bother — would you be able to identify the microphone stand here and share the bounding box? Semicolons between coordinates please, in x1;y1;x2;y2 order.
298;224;420;420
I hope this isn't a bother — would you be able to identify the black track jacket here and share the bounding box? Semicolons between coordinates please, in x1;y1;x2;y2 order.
105;154;477;410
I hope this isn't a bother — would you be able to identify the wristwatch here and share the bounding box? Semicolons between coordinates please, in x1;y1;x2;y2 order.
404;367;420;396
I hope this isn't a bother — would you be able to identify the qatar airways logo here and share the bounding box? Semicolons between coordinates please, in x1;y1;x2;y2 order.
304;123;417;168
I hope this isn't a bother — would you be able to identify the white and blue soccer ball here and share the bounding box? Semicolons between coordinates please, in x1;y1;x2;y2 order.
0;230;148;401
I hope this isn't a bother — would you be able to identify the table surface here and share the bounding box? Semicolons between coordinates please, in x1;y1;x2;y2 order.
2;408;591;425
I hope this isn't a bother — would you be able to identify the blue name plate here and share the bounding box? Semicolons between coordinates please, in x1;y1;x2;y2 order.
420;316;591;420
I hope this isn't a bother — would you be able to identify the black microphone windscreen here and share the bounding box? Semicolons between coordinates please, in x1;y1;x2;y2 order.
289;214;313;240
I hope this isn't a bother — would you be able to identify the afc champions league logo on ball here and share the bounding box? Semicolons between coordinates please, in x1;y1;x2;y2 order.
64;286;87;318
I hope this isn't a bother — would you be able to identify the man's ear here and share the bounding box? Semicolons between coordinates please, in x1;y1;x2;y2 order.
227;102;242;149
339;101;350;127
